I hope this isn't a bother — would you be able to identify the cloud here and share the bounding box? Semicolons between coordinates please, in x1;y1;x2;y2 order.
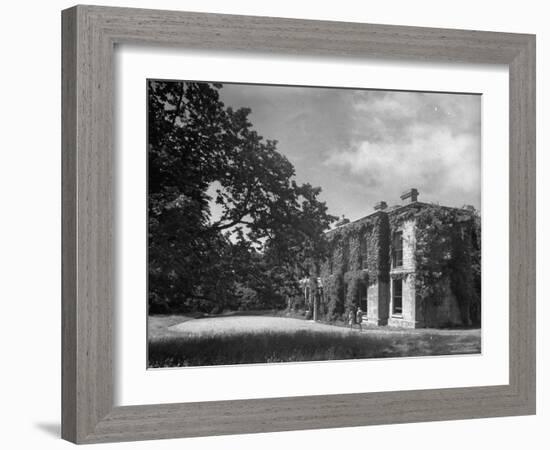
326;130;479;200
324;91;481;209
218;82;481;219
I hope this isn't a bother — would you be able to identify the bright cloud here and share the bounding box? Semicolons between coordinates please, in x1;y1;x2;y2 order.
324;91;481;211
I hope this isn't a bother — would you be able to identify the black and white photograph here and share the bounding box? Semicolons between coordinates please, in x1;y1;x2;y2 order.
147;80;482;368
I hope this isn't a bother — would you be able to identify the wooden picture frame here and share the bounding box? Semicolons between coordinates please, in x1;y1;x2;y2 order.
61;5;536;444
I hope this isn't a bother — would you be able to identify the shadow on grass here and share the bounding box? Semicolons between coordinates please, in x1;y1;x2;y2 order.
148;328;480;368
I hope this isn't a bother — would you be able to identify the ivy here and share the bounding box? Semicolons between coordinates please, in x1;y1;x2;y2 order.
321;213;388;286
312;203;480;326
344;270;369;308
390;204;481;325
314;212;389;320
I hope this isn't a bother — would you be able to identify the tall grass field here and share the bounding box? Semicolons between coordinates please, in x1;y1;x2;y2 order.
148;315;481;368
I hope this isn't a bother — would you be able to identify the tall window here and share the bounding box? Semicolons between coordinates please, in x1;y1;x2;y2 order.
392;279;403;315
360;237;368;270
392;231;403;268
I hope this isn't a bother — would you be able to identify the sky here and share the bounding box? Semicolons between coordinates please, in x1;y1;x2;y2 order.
217;83;481;222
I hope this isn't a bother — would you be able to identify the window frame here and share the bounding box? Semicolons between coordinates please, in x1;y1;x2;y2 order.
393;231;404;268
392;278;403;316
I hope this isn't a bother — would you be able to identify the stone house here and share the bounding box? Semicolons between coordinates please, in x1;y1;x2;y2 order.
302;188;481;328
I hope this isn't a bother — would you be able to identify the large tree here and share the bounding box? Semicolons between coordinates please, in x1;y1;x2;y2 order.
148;81;335;312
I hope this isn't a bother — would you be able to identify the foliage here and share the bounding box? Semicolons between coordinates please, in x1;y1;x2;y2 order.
314;213;389;319
323;269;345;321
389;204;481;325
233;284;285;311
344;270;370;309
309;204;480;325
321;213;389;286
148;80;336;312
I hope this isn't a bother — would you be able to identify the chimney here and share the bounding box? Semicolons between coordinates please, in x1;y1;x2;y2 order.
400;188;419;203
374;201;388;211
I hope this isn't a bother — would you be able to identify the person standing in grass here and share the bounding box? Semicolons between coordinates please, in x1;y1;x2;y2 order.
356;307;364;332
348;307;355;330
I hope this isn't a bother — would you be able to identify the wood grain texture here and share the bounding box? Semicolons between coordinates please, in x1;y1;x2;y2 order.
62;5;114;443
61;7;77;443
508;35;536;410
61;5;536;444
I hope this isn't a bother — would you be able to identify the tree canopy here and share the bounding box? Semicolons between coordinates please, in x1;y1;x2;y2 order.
148;81;335;313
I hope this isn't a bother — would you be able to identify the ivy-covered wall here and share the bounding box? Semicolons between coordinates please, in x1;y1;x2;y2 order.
306;202;481;328
388;203;480;327
317;211;389;321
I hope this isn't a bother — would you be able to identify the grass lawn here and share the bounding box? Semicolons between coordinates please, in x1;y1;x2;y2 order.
148;314;481;368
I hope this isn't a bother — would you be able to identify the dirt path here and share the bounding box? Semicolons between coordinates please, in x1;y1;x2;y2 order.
169;315;352;336
154;314;480;340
